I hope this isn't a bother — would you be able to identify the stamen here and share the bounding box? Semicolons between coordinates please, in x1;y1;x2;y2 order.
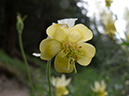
70;57;77;73
62;41;85;73
70;50;86;59
75;53;86;59
62;52;69;57
73;62;77;73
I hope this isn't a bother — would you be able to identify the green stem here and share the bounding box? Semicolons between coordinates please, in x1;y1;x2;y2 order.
47;60;52;96
18;33;35;96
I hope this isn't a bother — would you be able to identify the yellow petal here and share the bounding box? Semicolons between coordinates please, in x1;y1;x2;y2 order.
47;24;58;38
110;24;117;34
77;43;96;66
39;39;61;60
104;92;108;95
105;23;116;34
68;30;82;42
54;51;74;73
68;24;93;42
56;87;69;96
103;30;109;34
47;24;68;42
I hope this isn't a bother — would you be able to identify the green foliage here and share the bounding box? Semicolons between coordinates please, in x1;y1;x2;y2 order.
121;42;129;46
0;49;27;76
0;49;48;95
68;67;99;96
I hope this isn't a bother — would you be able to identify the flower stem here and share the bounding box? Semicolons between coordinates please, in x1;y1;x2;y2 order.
47;60;52;96
18;33;35;96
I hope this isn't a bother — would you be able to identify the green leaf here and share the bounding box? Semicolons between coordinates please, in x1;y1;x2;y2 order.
121;42;129;46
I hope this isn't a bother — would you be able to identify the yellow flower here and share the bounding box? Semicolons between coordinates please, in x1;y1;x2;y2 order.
105;0;113;8
51;74;71;96
39;18;96;73
91;80;108;96
101;12;117;40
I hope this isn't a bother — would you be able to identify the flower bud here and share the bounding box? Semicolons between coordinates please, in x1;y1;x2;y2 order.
16;13;27;34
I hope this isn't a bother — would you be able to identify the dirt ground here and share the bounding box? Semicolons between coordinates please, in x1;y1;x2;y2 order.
0;74;29;96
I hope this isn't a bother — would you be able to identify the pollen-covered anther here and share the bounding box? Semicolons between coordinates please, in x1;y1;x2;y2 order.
62;41;80;59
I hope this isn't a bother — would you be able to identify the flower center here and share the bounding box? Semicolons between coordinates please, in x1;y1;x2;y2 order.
62;41;83;72
63;41;79;59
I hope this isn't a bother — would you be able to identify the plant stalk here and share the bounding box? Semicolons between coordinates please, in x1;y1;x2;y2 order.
47;60;52;96
18;33;35;96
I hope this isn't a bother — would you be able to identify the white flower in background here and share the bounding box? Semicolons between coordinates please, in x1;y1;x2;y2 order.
91;80;108;96
51;74;71;96
101;12;117;40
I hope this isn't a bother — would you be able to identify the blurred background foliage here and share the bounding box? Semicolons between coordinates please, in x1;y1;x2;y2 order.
0;0;89;55
0;0;129;96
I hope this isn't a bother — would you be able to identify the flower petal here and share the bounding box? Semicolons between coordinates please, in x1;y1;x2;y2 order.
56;78;64;87
64;77;71;86
104;23;116;34
57;18;78;30
77;43;96;66
56;74;66;87
56;87;69;96
101;80;106;90
32;53;40;57
68;24;93;42
47;24;68;42
101;12;113;25
91;85;98;92
94;81;100;92
40;39;61;60
54;51;74;73
55;74;71;87
51;76;56;87
68;30;82;42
